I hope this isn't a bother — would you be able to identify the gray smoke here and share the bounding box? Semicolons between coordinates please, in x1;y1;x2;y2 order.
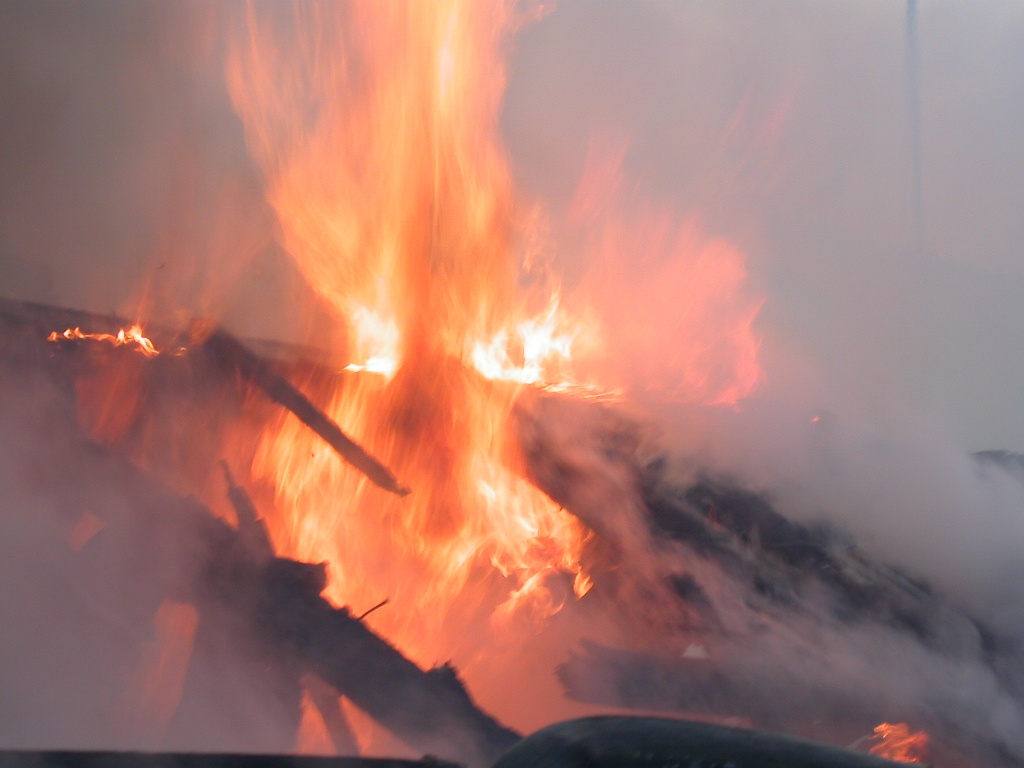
906;0;924;253
2;1;1024;445
502;0;1024;452
2;0;1024;761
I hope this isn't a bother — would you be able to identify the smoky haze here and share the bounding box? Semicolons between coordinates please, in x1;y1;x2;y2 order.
501;0;1024;453
498;0;1024;634
2;0;1024;759
503;1;1024;693
1;1;1023;450
0;1;328;344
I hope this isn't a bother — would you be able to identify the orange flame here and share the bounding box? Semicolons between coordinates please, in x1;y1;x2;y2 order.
225;0;762;668
126;600;200;741
47;325;162;445
227;1;598;664
48;325;160;357
296;690;335;756
869;722;930;763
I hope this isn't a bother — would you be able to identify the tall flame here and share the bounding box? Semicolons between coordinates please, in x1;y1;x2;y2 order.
225;0;761;665
227;1;592;662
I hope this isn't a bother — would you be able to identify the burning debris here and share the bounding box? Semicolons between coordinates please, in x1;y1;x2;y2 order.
199;464;519;766
869;722;930;764
7;302;517;766
0;295;1021;767
47;326;161;358
2;2;1022;767
197;327;410;497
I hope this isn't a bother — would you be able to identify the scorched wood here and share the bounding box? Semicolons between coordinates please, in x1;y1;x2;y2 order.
491;716;905;768
197;326;409;497
0;752;458;768
211;467;520;767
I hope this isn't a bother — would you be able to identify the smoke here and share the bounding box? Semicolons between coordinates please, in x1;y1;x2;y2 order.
500;375;1024;762
2;1;1023;445
0;1;336;345
0;321;311;752
906;0;924;253
498;0;1024;663
650;365;1024;619
500;14;1024;749
502;0;1024;452
2;0;1024;761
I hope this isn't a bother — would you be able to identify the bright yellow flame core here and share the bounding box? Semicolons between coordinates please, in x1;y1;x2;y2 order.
231;1;594;660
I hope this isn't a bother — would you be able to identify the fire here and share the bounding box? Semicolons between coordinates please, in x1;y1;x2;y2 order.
224;0;762;667
127;600;200;739
48;324;170;445
48;325;160;357
227;0;593;663
869;722;930;763
342;307;400;379
296;690;334;756
469;294;599;392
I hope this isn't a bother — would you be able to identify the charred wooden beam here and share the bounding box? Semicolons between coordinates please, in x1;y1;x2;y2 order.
302;674;360;757
212;473;519;767
201;550;520;767
491;716;905;768
221;460;275;563
198;327;409;497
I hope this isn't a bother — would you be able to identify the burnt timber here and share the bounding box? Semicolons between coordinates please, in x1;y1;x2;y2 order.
196;328;409;497
491;716;905;768
3;296;1023;765
206;472;520;766
0;298;516;767
0;754;456;768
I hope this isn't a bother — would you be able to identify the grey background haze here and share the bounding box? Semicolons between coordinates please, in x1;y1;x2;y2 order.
1;0;1023;451
2;3;1024;756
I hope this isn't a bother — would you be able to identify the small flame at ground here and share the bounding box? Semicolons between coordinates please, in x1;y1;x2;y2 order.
869;722;929;763
48;326;160;357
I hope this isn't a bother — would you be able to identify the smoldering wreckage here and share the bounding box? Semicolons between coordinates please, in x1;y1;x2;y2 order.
1;297;1023;768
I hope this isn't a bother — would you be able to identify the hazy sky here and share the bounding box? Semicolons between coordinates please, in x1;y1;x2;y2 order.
1;0;1022;450
502;0;1024;451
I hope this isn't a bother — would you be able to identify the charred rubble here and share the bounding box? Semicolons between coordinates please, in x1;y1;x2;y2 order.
0;755;459;768
1;297;1022;766
0;719;903;768
515;391;1024;766
0;299;517;767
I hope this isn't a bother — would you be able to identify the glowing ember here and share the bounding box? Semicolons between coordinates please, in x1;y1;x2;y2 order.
48;325;160;357
869;722;930;763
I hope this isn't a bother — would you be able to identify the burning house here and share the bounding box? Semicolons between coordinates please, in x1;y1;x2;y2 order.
2;2;1024;768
